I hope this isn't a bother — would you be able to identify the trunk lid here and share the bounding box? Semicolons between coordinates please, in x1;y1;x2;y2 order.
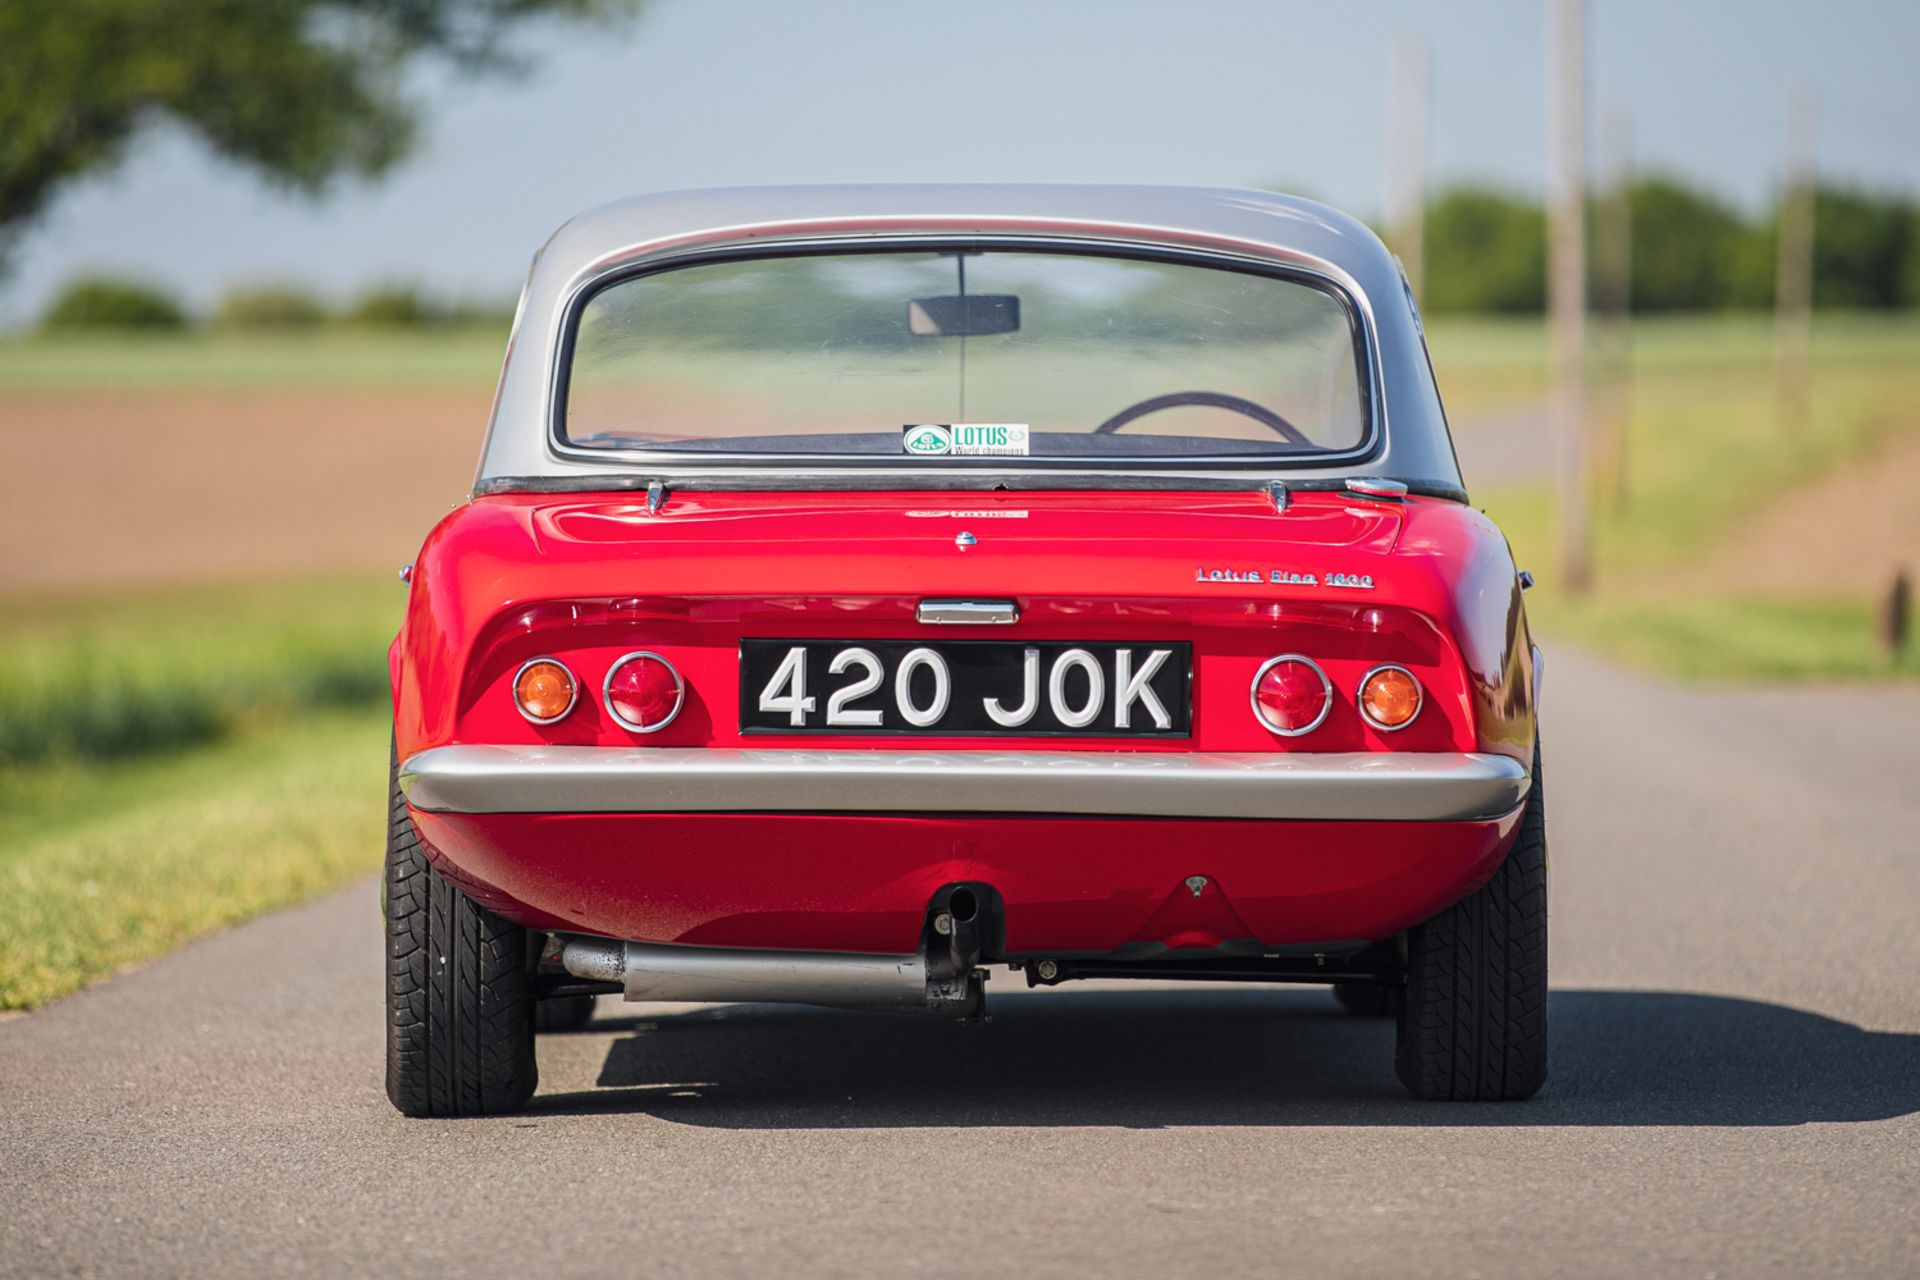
433;488;1472;754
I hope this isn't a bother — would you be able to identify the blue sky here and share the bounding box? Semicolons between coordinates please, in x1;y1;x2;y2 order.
5;0;1916;324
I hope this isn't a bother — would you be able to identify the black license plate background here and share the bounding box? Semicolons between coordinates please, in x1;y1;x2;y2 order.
738;639;1191;737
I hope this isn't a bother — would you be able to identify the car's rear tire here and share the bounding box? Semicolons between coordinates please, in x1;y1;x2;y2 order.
535;994;597;1033
1394;744;1548;1101
385;744;538;1117
1332;983;1396;1017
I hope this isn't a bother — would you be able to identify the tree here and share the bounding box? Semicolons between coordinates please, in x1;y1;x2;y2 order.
0;0;637;269
1625;177;1754;312
42;276;189;330
1810;187;1916;310
1421;187;1546;314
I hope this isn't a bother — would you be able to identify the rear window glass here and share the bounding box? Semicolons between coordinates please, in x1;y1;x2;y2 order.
562;249;1367;460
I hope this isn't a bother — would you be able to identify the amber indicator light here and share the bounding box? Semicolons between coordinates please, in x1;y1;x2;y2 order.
513;659;577;723
1359;665;1422;731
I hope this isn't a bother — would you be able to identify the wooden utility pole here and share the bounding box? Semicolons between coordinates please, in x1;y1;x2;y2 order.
1547;0;1590;590
1775;85;1818;432
1595;107;1633;508
1386;32;1430;301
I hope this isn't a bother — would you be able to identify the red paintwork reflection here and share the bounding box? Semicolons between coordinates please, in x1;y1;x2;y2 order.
411;806;1522;954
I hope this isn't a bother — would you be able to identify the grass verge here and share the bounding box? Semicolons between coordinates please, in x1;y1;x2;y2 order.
0;576;399;765
1525;593;1920;682
0;707;388;1009
1467;313;1920;681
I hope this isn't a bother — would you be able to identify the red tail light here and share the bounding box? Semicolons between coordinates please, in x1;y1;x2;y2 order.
604;651;685;733
1250;655;1331;737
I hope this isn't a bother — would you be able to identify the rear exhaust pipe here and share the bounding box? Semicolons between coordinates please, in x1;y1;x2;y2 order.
558;884;994;1018
559;937;981;1017
944;885;982;973
559;937;927;1008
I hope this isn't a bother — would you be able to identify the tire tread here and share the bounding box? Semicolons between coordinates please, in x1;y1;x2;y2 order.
385;742;537;1117
1396;746;1549;1101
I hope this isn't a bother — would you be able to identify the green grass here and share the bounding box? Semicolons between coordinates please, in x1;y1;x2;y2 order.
0;707;388;1009
1474;318;1918;578
1423;312;1920;417
0;328;507;390
1463;313;1920;681
0;576;400;765
0;577;400;1008
1524;594;1920;682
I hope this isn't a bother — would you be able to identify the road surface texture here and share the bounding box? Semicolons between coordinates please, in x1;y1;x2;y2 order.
3;648;1917;1278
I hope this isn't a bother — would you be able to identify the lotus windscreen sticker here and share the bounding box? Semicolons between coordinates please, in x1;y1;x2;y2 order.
903;424;1029;457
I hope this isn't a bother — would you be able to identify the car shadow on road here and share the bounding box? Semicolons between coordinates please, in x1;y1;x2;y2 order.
527;987;1920;1128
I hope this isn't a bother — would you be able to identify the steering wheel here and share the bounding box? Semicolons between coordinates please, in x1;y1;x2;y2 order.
1093;390;1310;446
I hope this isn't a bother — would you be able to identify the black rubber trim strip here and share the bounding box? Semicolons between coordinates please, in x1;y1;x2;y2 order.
472;473;1471;504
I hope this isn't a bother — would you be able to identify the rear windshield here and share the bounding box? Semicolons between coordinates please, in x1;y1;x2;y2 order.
562;249;1368;461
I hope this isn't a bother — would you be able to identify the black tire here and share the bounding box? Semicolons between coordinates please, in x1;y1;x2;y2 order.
1332;983;1396;1017
385;743;538;1117
534;994;597;1033
1394;745;1548;1101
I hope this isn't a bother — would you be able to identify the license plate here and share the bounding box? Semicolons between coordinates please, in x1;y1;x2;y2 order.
739;639;1191;737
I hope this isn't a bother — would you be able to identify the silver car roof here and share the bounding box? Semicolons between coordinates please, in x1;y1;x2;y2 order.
474;184;1465;498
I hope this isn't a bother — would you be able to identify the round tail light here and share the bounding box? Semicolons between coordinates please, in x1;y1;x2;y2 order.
1359;664;1423;731
604;651;684;733
512;658;577;723
1250;655;1332;736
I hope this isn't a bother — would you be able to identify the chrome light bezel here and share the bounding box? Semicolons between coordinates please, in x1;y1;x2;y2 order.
1249;653;1333;737
1357;663;1423;733
512;656;579;725
603;650;686;734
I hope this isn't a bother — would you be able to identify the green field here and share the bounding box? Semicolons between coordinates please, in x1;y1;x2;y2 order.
0;328;507;390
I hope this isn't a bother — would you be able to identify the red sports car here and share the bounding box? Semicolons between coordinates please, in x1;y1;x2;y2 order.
386;185;1546;1116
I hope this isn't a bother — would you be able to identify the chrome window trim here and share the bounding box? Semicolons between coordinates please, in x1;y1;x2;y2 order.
1357;663;1423;733
602;650;686;735
542;233;1387;476
1249;653;1334;738
512;657;579;725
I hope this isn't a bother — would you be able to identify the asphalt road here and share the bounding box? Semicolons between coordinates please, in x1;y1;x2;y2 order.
4;648;1918;1279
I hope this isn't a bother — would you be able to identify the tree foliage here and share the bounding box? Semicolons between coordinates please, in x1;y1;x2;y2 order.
0;0;637;267
345;282;438;326
41;276;189;330
1809;187;1917;310
1422;188;1547;314
1415;178;1918;314
1624;178;1759;312
215;283;329;328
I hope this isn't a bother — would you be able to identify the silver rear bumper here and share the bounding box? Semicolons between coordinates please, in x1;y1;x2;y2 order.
399;745;1530;823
